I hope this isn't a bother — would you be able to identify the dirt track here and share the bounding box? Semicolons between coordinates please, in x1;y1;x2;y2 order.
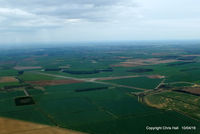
14;66;42;70
87;75;140;81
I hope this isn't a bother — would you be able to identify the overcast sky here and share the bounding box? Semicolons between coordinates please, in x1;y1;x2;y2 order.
0;0;199;44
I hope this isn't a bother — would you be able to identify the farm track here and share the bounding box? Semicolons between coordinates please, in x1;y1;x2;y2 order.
85;75;140;81
23;89;29;96
164;81;195;85
155;79;166;89
85;97;119;119
35;106;59;127
32;71;148;91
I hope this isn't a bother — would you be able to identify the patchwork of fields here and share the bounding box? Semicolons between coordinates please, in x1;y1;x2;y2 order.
0;81;199;134
0;43;200;134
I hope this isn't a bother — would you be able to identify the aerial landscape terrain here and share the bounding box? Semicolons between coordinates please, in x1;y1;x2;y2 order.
0;0;199;133
0;41;200;134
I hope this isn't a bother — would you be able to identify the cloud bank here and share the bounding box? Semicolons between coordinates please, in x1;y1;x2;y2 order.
0;0;138;29
0;0;200;43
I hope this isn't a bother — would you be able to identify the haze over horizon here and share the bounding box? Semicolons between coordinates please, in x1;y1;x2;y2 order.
0;0;200;44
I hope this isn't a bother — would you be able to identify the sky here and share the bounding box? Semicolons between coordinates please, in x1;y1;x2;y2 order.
0;0;200;44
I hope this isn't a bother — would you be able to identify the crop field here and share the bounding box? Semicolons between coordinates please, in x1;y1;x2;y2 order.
101;76;163;90
176;87;200;96
0;82;199;134
0;69;18;77
0;43;200;134
18;72;58;81
27;79;83;86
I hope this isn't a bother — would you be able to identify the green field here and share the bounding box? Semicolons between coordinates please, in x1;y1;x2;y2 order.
18;72;58;81
0;82;199;134
101;77;163;89
0;82;21;88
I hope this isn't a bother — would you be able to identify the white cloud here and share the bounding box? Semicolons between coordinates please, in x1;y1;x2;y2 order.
0;8;33;17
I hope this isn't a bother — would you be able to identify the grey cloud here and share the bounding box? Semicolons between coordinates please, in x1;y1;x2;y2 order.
0;0;139;35
0;0;138;22
2;0;122;7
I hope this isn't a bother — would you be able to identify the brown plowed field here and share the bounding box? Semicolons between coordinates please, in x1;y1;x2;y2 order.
27;79;82;86
112;58;179;67
14;66;42;70
0;77;18;83
183;87;200;95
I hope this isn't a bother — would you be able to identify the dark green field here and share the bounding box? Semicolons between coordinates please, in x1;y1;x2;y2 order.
101;77;163;90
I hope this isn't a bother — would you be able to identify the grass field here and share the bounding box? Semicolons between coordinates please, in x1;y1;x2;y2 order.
144;91;200;120
0;82;199;134
0;69;18;77
18;72;59;81
101;77;163;89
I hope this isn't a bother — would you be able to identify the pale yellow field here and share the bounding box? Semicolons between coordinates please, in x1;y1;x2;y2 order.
0;117;86;134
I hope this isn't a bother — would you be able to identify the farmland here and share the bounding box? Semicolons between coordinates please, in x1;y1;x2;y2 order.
0;41;200;134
